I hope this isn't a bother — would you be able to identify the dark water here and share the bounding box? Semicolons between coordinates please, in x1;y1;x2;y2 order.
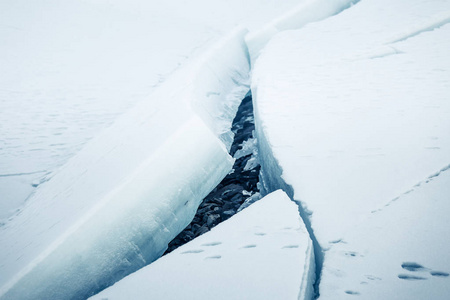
165;94;260;254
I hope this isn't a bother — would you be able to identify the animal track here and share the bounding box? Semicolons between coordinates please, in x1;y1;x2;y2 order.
201;242;222;247
398;274;427;281
365;275;381;281
254;232;266;236
401;262;426;272
241;244;256;249
329;239;343;244
430;271;449;277
345;290;360;295
205;255;221;260
400;262;449;280
181;249;204;254
282;245;299;249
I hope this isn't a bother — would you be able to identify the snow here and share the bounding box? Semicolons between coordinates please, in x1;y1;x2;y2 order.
2;0;449;298
89;190;315;300
320;166;450;299
0;26;254;299
245;0;358;65
251;0;450;297
0;0;301;221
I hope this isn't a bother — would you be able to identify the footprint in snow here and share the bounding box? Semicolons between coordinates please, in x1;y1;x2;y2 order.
430;271;449;278
201;242;222;247
282;245;299;249
181;249;204;254
365;275;381;281
400;262;449;279
398;274;427;281
241;244;257;249
345;290;360;295
205;255;221;260
344;251;360;257
401;262;426;272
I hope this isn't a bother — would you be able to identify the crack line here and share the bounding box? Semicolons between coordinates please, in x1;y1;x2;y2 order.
372;163;450;214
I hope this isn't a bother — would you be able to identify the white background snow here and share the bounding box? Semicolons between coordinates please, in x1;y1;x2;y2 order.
0;0;300;221
1;0;449;299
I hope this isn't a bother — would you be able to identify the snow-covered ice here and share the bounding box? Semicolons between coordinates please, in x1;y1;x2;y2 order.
2;0;449;298
90;190;315;300
0;27;252;299
246;0;357;64
251;0;450;297
0;0;301;221
320;166;450;299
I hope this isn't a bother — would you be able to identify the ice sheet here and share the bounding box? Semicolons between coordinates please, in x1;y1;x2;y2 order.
0;28;252;299
246;0;357;64
0;0;301;220
90;190;315;300
252;0;450;251
251;0;450;297
320;167;450;299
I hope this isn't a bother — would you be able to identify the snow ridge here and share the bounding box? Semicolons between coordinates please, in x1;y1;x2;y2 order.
372;163;450;214
246;0;360;64
386;10;450;44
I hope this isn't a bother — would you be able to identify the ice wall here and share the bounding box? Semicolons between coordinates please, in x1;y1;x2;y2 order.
90;190;315;300
0;29;250;300
189;28;251;150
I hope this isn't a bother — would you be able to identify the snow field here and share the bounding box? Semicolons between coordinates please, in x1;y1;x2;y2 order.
0;0;302;221
0;28;252;299
90;190;315;300
251;0;450;297
0;0;357;297
3;0;447;298
320;166;450;299
245;0;358;65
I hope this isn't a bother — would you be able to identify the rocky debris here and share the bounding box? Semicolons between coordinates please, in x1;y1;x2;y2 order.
165;94;260;254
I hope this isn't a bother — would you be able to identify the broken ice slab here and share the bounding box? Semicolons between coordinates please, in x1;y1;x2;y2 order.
90;190;315;300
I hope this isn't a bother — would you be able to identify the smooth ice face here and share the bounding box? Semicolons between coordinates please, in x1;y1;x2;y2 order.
188;28;251;150
90;190;315;300
0;28;253;300
1;116;233;300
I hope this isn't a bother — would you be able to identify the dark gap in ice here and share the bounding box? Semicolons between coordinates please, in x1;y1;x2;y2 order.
165;94;260;254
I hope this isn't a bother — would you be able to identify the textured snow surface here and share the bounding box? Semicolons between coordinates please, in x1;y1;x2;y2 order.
252;0;450;297
0;27;254;299
246;0;357;64
321;166;450;299
90;190;315;300
0;0;301;220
